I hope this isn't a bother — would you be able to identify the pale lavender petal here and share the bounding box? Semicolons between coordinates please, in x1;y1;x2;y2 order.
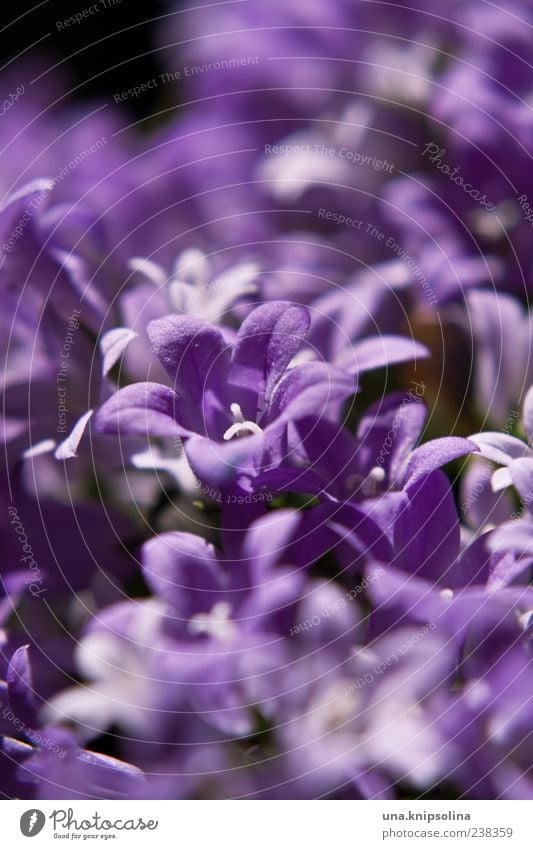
243;509;302;573
267;362;355;424
141;532;224;618
0;178;54;214
55;410;94;460
95;383;188;438
344;335;429;375
469;432;530;466
460;457;514;532
6;646;35;727
100;328;138;378
507;457;533;510
401;437;477;487
467;290;530;424
491;466;513;492
489;519;533;557
185;432;265;487
487;552;532;590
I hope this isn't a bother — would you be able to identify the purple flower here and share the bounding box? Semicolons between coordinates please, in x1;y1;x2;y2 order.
4;0;533;802
466;291;533;426
470;385;533;506
44;521;306;741
96;301;355;486
470;386;533;569
259;392;476;507
0;647;142;800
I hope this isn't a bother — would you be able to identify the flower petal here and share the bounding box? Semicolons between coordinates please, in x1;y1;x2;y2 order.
344;335;429;375
230;301;310;408
95;383;188;438
147;314;230;436
185;432;265;487
141;532;226;619
55;410;94;460
267;362;355;424
7;646;35;727
100;328;138;378
401;437;477;488
393;470;460;583
469;432;530;466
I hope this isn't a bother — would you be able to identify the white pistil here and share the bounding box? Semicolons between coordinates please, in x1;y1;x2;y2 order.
230;402;244;422
188;601;237;641
223;402;263;441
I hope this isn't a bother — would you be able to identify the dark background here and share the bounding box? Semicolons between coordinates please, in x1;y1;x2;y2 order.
2;0;175;117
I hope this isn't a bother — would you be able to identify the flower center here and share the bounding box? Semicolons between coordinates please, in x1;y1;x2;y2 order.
223;402;264;441
346;465;386;496
188;601;237;641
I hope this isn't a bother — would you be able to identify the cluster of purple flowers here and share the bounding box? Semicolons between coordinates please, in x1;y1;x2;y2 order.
1;1;532;799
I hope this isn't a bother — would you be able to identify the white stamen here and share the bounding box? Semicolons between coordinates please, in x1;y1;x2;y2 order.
440;588;454;601
223;402;264;441
188;601;236;641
